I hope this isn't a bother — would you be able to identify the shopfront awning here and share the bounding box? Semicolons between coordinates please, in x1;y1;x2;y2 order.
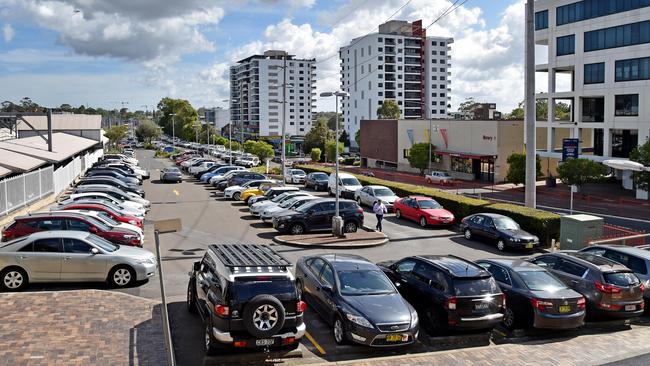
434;150;495;160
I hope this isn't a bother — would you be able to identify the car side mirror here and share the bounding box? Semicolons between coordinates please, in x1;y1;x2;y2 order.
91;248;100;255
89;226;98;233
321;284;333;293
193;262;201;271
308;209;316;214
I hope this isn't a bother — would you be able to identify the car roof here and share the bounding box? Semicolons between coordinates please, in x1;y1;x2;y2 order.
478;258;546;271
270;186;299;191
318;253;376;271
4;230;90;244
17;211;86;220
589;245;650;259
555;251;630;271
415;255;487;277
472;213;508;219
366;185;390;190
409;196;434;201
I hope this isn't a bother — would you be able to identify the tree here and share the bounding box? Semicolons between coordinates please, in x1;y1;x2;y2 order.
506;153;542;186
304;118;334;153
229;141;241;152
407;143;434;175
324;140;344;163
339;130;349;146
557;158;607;191
104;125;129;147
310;148;322;162
156;97;199;141
506;101;525;120
458;97;478;112
377;100;401;119
214;136;228;146
135;120;161;143
243;140;257;154
245;140;274;161
507;99;572;121
630;138;650;191
355;130;361;147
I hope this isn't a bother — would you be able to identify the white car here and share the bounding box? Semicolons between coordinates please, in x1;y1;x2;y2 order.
250;191;311;216
260;195;317;222
181;157;205;169
425;171;454;185
63;193;146;216
328;172;363;198
224;179;275;200
208;167;247;185
188;161;216;174
285;169;306;184
354;185;400;211
52;209;144;243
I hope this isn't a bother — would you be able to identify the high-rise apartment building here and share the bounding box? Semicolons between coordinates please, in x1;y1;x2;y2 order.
339;20;453;147
230;50;316;138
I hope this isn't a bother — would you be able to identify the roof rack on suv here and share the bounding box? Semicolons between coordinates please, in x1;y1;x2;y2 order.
209;244;291;274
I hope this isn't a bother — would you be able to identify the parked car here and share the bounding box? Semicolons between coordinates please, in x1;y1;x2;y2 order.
85;169;141;186
393;196;454;227
355;185;399;211
188;161;217;175
295;253;418;347
62;193;146;216
52;202;143;228
460;213;539;252
0;231;155;291
95;162;148;180
187;244;305;353
579;245;650;303
77;177;145;198
378;255;504;334
285;169;307;184
213;169;250;190
235;157;260;168
272;198;364;235
240;182;288;204
224;179;276;201
226;172;266;188
160;167;183;183
250;192;311;216
529;252;644;319
425;171;454;185
304;172;329;191
197;164;229;182
260;196;318;223
52;209;144;244
328;173;363;199
476;258;586;330
2;212;142;246
208;166;247;185
247;186;300;206
73;185;150;208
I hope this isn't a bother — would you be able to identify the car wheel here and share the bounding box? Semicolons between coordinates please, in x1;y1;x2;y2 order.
344;221;358;233
424;308;447;336
1;267;28;291
187;280;197;314
290;223;306;235
464;229;472;240
328;188;334;197
333;317;348;345
242;294;286;338
395;209;402;219
497;240;506;252
356;197;362;206
502;307;517;330
108;265;135;287
205;320;219;355
419;216;427;228
233;192;241;201
426;178;431;184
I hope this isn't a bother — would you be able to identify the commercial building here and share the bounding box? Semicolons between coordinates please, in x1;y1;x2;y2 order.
452;103;502;120
230;50;316;139
534;0;650;198
202;107;229;131
340;20;453;148
360;119;524;183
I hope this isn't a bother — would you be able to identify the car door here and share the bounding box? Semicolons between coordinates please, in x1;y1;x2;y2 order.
385;259;418;302
315;263;338;324
411;262;445;310
195;257;217;316
60;238;108;281
362;187;374;206
305;202;330;230
468;215;486;238
17;238;63;281
301;258;326;313
481;262;515;303
400;198;413;219
481;216;500;241
549;258;588;290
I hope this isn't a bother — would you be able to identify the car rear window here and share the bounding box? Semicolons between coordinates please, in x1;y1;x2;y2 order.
232;277;294;301
518;270;567;291
452;277;500;296
603;272;640;287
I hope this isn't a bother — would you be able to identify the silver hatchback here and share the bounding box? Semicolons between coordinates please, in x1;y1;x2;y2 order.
0;231;156;291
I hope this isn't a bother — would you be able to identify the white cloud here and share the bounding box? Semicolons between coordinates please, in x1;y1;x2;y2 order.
3;23;14;42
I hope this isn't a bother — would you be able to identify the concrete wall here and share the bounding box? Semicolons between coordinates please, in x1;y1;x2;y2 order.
360;119;398;164
496;120;525;182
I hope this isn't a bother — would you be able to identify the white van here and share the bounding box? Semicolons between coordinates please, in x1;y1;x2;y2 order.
328;172;363;198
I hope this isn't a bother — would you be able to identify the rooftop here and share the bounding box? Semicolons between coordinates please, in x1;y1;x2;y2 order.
0;132;99;164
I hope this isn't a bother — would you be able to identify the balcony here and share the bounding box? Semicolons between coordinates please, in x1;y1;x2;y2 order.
404;49;420;56
385;56;396;64
404;84;420;91
385;65;396;73
404;92;421;99
385;92;396;99
404;57;420;65
404;39;421;47
385;74;396;81
385;46;396;55
385;82;396;90
404;66;420;74
404;75;420;82
385;38;396;45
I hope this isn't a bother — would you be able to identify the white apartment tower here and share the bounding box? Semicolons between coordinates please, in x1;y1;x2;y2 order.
230;50;316;138
340;20;453;147
534;0;650;180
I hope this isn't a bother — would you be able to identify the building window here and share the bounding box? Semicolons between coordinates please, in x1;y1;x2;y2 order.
615;56;650;81
440;93;445;97
432;67;437;72
451;157;473;174
432;154;442;163
432;51;437;55
615;94;639;116
432;76;437;80
582;97;604;122
584;62;605;84
432;101;437;105
432;41;437;46
535;10;548;30
440;51;446;55
440;42;445;46
584;20;650;52
556;34;575;56
439;109;445;114
557;0;650;26
379;37;383;42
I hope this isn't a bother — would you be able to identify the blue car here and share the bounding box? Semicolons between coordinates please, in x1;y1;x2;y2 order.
200;165;239;183
163;146;175;153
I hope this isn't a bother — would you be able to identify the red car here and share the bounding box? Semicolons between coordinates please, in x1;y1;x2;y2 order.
2;212;142;246
393;196;455;227
175;155;198;166
53;202;143;228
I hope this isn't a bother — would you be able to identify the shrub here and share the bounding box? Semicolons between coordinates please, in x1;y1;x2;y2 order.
295;164;561;244
310;148;322;162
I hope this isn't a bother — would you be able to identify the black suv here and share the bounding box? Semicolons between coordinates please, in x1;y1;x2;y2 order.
378;255;504;334
187;244;306;354
272;198;364;235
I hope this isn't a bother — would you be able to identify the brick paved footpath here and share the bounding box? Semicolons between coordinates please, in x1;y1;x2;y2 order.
0;290;167;365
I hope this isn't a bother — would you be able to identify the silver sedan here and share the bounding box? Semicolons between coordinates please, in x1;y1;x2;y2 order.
0;230;156;291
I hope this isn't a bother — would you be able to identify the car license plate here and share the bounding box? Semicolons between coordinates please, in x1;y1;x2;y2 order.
475;302;489;310
625;305;636;311
559;305;571;313
526;243;533;249
386;334;402;342
255;339;275;346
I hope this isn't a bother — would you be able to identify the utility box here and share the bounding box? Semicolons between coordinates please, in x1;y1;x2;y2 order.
560;214;604;250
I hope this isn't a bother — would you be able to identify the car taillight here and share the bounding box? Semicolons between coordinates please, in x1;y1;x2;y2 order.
356;208;364;213
641;301;645;309
577;297;586;310
297;300;307;313
445;297;457;310
595;281;622;294
531;298;554;312
215;304;229;317
640;283;646;292
501;294;507;308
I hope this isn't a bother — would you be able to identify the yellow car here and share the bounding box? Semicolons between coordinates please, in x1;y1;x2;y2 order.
240;182;281;203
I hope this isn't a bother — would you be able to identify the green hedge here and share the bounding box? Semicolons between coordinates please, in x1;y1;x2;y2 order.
296;164;560;245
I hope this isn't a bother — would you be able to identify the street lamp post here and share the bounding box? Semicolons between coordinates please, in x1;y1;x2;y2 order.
223;98;238;165
320;91;350;237
170;113;176;150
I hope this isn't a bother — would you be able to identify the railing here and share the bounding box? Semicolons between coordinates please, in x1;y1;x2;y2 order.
0;166;54;216
587;225;649;246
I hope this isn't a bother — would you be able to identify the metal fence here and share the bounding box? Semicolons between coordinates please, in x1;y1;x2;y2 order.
0;166;54;216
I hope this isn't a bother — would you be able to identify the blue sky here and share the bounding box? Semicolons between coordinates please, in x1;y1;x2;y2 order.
0;0;526;113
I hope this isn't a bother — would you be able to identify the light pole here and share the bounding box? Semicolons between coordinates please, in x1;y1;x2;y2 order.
524;0;537;208
223;98;238;165
419;100;436;174
270;82;295;180
320;91;350;237
169;113;176;150
239;82;249;152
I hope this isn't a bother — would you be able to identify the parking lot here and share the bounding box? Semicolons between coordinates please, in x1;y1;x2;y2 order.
124;149;650;366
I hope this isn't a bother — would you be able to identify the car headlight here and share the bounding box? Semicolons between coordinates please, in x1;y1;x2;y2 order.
429;215;438;220
137;258;155;265
346;313;373;328
128;220;138;225
510;237;520;242
411;310;419;326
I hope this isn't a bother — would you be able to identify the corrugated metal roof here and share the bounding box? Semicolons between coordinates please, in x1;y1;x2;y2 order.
0;132;98;163
0;148;47;172
16;114;101;131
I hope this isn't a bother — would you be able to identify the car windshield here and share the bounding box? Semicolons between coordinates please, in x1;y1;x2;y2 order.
97;212;119;226
295;202;315;213
518;271;567;291
374;188;395;197
279;197;299;208
418;200;442;209
313;173;328;179
604;272;640;286
86;234;118;252
86;217;111;231
494;217;520;230
338;270;395;296
271;193;290;202
341;178;360;186
164;167;180;173
292;170;305;175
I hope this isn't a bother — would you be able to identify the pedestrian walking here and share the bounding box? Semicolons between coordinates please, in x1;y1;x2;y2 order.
373;200;387;232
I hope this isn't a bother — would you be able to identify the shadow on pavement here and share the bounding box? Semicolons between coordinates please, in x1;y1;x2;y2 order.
131;304;169;365
449;237;540;257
